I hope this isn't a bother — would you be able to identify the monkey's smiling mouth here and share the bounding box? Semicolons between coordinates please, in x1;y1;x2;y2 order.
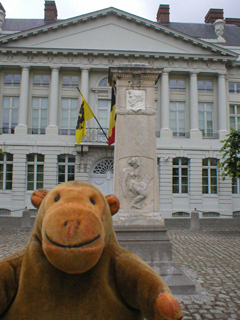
45;232;100;249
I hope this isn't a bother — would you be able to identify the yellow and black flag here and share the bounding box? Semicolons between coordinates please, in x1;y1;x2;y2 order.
75;91;94;145
108;87;116;146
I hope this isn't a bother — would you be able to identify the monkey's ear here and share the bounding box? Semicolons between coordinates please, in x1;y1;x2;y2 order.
31;189;49;209
105;195;120;216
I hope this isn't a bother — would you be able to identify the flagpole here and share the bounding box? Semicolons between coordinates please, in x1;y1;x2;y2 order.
76;87;109;142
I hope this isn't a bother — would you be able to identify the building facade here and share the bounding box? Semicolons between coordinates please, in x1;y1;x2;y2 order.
0;1;239;218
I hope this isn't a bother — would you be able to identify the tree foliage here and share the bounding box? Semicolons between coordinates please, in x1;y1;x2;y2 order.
219;129;240;180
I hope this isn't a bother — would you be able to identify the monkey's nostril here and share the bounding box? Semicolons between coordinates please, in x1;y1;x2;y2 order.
64;221;68;227
77;220;80;226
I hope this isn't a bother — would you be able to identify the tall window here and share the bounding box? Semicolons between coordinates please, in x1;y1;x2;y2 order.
58;155;75;183
230;105;240;131
198;80;213;92
229;83;240;93
31;98;48;134
33;74;50;86
202;158;218;194
0;153;13;190
170;79;186;92
199;103;213;137
60;98;78;135
62;76;79;87
27;154;44;190
2;97;19;134
170;102;186;136
172;157;189;193
4;74;21;86
232;178;240;194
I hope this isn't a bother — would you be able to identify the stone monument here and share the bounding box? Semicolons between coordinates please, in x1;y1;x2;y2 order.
109;66;195;294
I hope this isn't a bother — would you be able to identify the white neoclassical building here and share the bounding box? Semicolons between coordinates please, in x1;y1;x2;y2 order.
0;1;239;218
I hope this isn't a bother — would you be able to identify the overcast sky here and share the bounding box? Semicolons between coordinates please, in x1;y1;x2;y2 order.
3;0;240;23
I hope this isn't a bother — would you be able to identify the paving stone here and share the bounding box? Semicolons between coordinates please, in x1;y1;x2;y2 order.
1;227;240;319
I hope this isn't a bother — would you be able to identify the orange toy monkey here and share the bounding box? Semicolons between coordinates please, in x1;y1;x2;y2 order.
0;181;184;320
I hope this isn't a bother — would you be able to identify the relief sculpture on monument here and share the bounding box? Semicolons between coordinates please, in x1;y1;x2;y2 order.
121;157;153;210
126;90;145;112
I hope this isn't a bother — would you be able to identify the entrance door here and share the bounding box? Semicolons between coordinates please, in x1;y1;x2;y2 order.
90;158;114;194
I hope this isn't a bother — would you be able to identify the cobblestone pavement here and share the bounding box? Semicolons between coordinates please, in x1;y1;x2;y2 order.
0;227;240;320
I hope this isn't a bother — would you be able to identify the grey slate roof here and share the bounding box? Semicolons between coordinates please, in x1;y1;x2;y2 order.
2;16;240;47
2;19;60;32
164;22;240;46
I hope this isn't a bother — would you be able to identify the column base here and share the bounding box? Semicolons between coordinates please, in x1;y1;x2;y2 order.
160;128;172;138
113;210;164;226
15;124;27;134
189;129;202;139
46;125;58;135
218;130;228;140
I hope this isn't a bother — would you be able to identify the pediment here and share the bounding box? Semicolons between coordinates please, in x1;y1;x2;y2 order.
0;8;237;59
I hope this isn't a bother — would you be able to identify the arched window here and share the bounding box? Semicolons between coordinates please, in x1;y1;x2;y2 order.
58;154;75;183
202;212;220;217
172;212;190;217
98;77;108;87
172;157;189;193
0;208;11;216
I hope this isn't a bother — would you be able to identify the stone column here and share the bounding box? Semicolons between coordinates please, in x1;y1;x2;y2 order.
160;71;172;138
46;68;59;135
218;73;228;140
46;68;59;134
15;66;29;134
81;69;89;101
189;72;202;138
109;66;164;226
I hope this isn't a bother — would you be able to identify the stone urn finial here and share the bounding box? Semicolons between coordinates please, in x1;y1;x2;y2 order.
213;19;225;42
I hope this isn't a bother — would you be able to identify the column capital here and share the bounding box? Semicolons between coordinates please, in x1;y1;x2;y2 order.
50;67;60;71
20;65;30;70
190;71;198;76
218;72;227;77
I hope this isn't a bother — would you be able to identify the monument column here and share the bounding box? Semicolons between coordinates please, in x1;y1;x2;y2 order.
15;66;29;134
189;72;202;138
109;66;164;226
46;67;59;135
218;73;228;140
160;71;172;138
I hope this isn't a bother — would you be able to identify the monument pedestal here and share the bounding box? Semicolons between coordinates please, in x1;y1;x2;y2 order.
114;224;196;295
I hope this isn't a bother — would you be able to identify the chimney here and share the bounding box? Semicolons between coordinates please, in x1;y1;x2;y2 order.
224;18;240;28
45;0;58;21
205;9;223;24
156;5;170;24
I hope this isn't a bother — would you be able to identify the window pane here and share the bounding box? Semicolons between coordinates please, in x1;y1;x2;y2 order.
173;168;179;176
173;158;179;165
202;159;208;166
203;186;208;194
68;155;75;163
173;185;179;193
37;155;44;162
210;159;218;166
58;155;66;162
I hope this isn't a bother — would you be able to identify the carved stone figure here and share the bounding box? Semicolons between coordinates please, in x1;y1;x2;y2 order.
121;157;152;209
126;90;145;111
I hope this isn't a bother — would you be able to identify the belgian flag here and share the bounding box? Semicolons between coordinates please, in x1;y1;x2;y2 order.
108;88;116;146
75;91;94;145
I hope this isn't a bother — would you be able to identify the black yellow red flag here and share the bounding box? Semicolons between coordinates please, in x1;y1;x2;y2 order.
108;87;116;146
75;91;94;145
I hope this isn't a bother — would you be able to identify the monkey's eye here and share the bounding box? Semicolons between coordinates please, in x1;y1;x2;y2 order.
90;198;95;205
54;195;60;202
